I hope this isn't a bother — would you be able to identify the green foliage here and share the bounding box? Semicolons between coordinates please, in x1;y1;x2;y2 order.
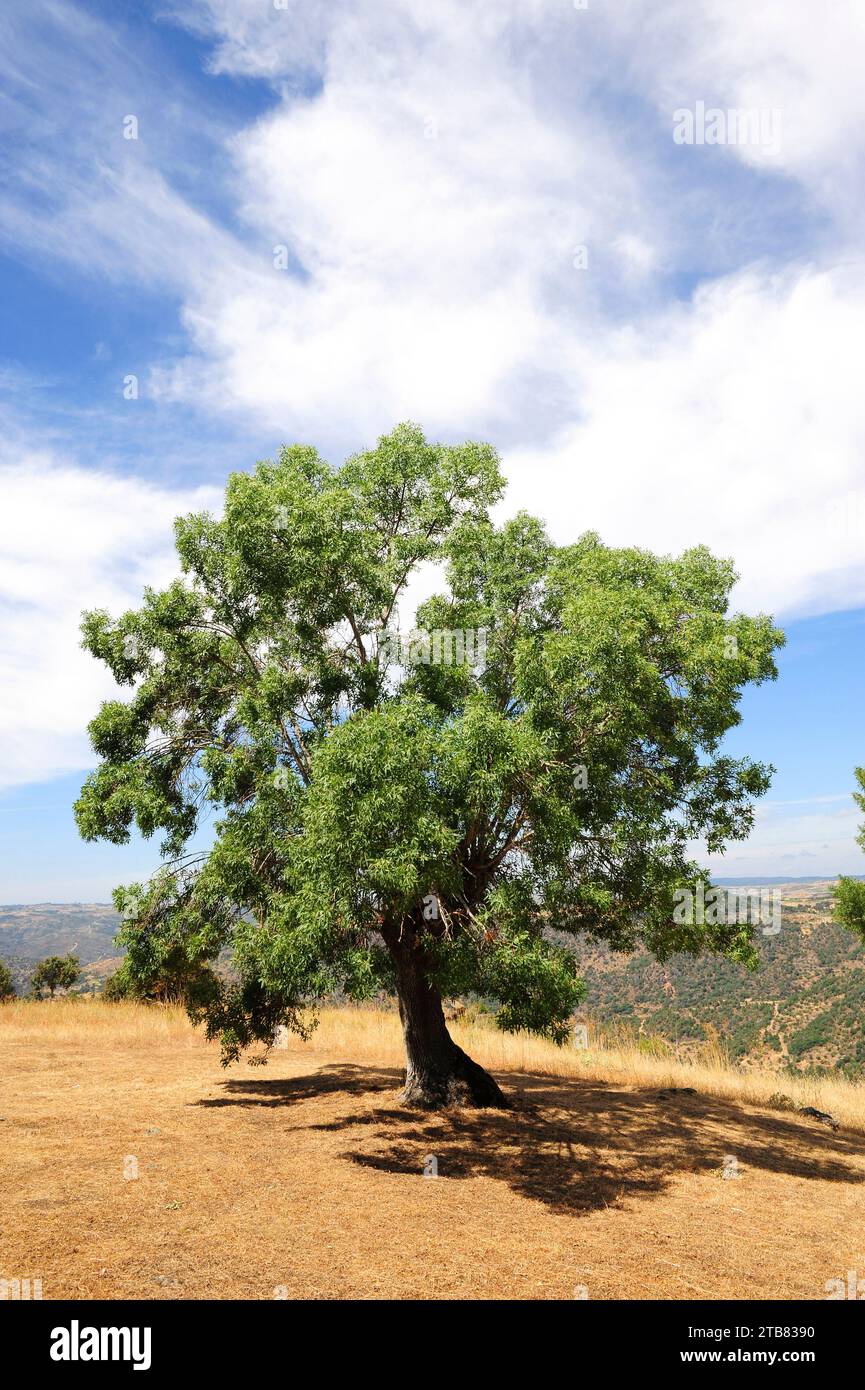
101;947;220;1007
102;967;132;1002
637;1034;673;1058
788;1011;833;1059
0;959;14;999
832;769;865;945
30;954;80;998
76;423;783;1063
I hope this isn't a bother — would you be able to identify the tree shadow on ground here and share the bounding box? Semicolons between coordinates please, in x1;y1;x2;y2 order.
195;1064;399;1107
196;1063;865;1216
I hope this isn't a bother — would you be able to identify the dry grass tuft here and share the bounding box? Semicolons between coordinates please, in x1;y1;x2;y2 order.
0;997;198;1048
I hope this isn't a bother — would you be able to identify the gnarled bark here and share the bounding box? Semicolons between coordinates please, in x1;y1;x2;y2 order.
390;936;507;1108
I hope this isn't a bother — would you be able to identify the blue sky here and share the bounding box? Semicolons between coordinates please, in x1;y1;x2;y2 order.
1;0;864;901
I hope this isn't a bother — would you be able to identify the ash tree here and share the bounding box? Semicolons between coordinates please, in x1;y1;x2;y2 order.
75;424;783;1107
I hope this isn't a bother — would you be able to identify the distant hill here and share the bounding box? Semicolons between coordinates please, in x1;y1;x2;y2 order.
0;903;121;993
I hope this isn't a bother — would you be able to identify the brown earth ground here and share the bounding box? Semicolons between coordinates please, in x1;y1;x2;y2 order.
2;1001;864;1300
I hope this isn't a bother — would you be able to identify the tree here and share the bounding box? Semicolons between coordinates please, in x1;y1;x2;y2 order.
30;954;80;998
832;768;865;941
0;960;14;999
75;423;783;1107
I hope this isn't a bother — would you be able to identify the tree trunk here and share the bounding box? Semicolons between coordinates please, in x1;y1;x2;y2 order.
390;938;508;1108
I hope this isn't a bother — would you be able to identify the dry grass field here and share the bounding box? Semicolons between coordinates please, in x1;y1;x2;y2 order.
2;998;864;1300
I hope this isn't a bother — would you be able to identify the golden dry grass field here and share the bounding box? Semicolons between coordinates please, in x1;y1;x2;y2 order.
2;999;864;1300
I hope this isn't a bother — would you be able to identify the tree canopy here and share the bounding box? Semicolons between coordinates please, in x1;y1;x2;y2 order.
76;423;783;1105
30;954;80;998
0;960;14;1000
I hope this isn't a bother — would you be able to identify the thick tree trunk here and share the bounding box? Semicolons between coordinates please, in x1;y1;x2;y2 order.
390;939;508;1108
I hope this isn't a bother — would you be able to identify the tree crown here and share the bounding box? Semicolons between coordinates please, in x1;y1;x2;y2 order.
0;960;14;1000
30;954;80;998
75;424;784;1061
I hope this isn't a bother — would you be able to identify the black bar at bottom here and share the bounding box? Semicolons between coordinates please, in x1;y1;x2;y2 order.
3;1297;858;1376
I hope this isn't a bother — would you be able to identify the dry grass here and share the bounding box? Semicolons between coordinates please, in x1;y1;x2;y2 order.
2;998;864;1300
0;997;197;1047
7;996;864;1126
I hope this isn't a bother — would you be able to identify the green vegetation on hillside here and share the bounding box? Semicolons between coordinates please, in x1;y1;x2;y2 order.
570;886;865;1077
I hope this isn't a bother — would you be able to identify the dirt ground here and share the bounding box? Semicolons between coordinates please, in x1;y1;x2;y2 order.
2;1023;864;1300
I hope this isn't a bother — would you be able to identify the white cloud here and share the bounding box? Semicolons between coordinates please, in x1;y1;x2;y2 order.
704;795;863;877
153;1;651;444
0;0;245;292
0;445;219;790
146;1;865;619
617;0;865;213
502;262;865;619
